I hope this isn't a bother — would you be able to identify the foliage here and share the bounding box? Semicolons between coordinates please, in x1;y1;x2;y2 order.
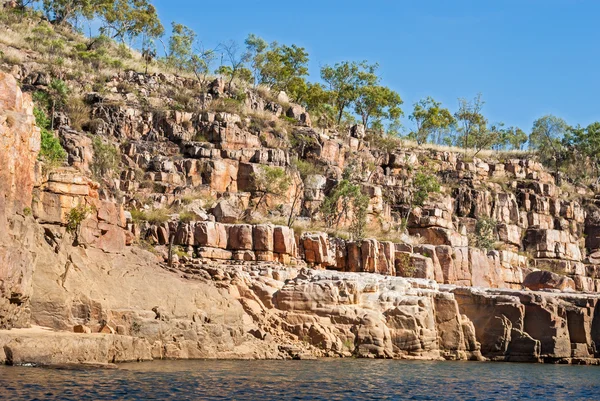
292;158;323;179
396;252;416;277
408;97;455;145
529;115;569;183
321;60;378;125
178;210;196;223
354;84;403;129
474;217;497;251
66;204;91;233
246;35;310;100
251;165;291;210
412;171;441;207
91;136;119;178
97;0;163;42
166;22;195;72
131;208;170;224
455;94;492;154
35;106;67;168
321;179;369;240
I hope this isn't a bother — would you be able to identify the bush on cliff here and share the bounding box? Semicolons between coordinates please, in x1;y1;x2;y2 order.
34;106;67;169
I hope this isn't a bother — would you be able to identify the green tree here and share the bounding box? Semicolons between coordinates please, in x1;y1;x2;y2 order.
98;0;163;42
244;33;268;87
190;46;216;88
35;106;67;168
408;97;455;145
399;169;440;231
504;126;527;150
321;60;378;125
354;84;403;129
455;94;487;152
47;79;69;130
42;0;98;25
251;165;291;213
165;22;195;73
563;122;600;180
256;42;309;98
91;136;119;179
530;115;569;184
322;179;369;240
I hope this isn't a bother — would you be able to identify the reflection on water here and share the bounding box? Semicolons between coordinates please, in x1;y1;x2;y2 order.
0;359;599;400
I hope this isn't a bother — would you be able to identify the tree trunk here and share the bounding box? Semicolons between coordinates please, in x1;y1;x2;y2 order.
167;231;175;267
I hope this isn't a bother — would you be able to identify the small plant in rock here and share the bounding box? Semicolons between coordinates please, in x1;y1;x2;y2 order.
66;205;91;233
321;179;369;240
143;208;171;225
396;252;416;277
250;165;291;212
474;217;498;251
178;211;196;223
35;106;67;170
91;137;119;179
130;320;142;335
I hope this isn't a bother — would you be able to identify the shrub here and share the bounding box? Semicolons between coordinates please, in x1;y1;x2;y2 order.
40;129;67;166
66;205;91;233
474;217;498;250
132;208;171;225
396;252;416;277
65;96;91;131
91;137;119;179
209;98;243;114
412;171;441;206
322;179;369;240
178;211;196;223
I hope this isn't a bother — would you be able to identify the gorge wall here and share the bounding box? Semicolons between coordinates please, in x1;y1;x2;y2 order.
2;59;600;366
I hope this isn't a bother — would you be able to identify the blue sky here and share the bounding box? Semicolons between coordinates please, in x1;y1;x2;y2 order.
153;0;600;132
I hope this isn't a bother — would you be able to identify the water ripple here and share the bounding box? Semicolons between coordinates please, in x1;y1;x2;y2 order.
0;359;599;400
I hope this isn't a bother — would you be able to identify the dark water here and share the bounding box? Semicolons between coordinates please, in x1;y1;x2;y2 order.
0;359;599;400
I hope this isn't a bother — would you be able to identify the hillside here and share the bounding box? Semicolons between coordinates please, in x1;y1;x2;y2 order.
1;3;600;366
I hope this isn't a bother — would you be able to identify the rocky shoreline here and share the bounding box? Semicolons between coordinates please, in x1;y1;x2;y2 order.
2;259;600;367
2;37;600;368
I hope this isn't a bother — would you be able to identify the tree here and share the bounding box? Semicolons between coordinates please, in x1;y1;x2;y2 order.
530;115;569;184
455;94;487;153
321;60;378;125
321;179;369;240
354;84;403;129
218;40;250;88
190;46;216;88
141;34;157;74
504;126;527;150
98;0;163;43
256;43;309;97
244;33;268;87
165;22;195;73
399;169;440;231
408;97;455;145
48;78;69;129
251;165;291;213
563;122;600;181
42;0;98;25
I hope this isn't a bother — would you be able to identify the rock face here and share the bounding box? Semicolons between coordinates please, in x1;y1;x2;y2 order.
2;59;600;367
0;71;40;329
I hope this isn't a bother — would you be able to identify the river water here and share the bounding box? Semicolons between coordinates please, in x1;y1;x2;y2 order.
0;359;599;400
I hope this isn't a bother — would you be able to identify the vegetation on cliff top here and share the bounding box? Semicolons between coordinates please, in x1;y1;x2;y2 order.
3;1;600;188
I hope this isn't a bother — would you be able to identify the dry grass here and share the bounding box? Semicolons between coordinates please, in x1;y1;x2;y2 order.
399;138;533;161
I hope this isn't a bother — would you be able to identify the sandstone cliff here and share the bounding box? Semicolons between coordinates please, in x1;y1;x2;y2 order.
2;40;600;366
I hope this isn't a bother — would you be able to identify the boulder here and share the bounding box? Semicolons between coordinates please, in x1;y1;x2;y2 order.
194;222;228;249
523;270;576;292
253;224;274;252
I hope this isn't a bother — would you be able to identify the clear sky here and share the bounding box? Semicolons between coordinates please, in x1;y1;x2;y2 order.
153;0;600;133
